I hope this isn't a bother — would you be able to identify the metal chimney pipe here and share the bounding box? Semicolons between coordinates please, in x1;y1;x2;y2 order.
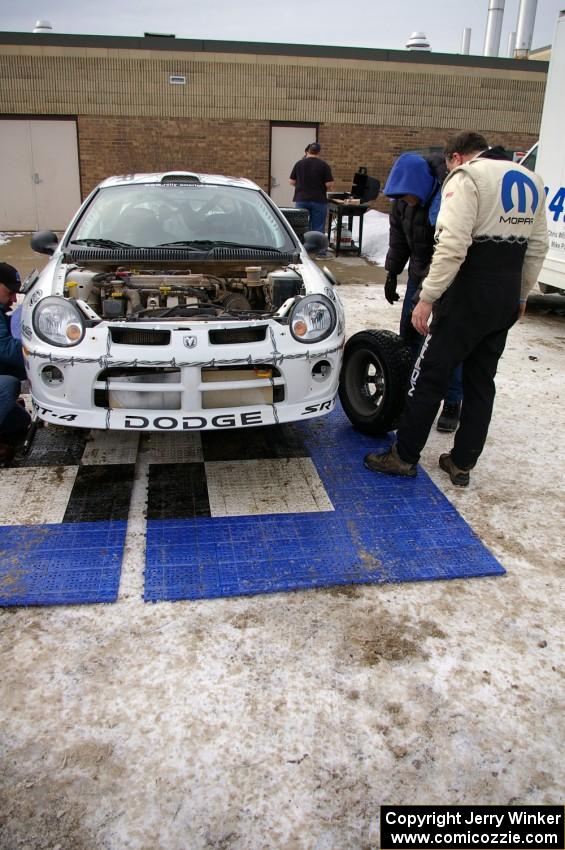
515;0;538;58
461;28;472;54
507;31;517;57
483;0;505;56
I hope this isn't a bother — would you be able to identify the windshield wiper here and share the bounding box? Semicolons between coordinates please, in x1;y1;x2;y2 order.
70;238;134;248
153;241;207;250
212;242;283;253
157;240;282;252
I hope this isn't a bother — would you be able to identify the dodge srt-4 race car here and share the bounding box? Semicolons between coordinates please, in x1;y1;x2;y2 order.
21;172;349;433
22;171;410;435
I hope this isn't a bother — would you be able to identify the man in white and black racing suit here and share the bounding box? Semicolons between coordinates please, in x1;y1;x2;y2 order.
364;131;549;487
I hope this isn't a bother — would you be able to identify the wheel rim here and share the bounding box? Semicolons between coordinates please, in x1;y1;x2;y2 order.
344;348;386;417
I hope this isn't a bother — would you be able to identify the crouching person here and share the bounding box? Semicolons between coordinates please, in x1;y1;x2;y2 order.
0;263;31;461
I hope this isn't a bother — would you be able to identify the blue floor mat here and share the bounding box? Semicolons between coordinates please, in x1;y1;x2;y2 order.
0;463;134;607
0;521;127;606
144;407;505;602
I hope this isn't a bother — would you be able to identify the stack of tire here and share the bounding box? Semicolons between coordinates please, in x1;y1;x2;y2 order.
279;208;310;243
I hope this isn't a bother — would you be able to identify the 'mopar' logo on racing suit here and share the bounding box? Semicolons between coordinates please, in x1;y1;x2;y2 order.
500;169;539;225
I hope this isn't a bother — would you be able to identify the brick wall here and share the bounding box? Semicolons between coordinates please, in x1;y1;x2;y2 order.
77;116;537;214
0;44;544;208
78;117;271;196
0;48;545;135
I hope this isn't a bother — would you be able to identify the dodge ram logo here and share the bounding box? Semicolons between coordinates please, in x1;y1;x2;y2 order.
183;335;197;348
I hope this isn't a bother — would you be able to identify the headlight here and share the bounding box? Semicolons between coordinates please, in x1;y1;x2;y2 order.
32;296;85;347
290;294;336;343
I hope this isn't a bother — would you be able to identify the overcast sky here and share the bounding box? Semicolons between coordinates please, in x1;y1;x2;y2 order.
1;0;563;56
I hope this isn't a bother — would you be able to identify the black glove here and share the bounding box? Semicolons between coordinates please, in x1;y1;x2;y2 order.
384;272;399;305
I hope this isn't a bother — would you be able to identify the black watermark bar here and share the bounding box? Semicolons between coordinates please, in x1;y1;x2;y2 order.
381;805;564;850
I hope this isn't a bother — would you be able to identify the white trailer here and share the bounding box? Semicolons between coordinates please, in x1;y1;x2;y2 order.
523;10;565;294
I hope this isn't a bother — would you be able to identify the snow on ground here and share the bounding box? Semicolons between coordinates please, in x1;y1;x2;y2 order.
0;232;28;245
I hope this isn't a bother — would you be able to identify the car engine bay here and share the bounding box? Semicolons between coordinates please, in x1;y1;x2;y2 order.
62;265;305;322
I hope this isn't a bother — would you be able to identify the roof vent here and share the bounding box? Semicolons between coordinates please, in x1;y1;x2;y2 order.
405;31;431;51
33;20;53;33
160;174;201;183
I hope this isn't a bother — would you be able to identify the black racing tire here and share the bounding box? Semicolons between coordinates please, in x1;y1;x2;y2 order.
338;329;412;434
292;212;310;243
279;208;310;243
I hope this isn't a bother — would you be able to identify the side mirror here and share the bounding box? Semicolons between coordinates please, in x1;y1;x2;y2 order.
303;231;329;257
31;230;59;255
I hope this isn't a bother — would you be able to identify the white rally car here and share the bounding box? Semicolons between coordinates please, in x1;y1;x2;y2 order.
21;171;349;433
22;171;409;435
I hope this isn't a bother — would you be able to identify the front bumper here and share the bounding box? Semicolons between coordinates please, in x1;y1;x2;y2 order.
25;319;343;431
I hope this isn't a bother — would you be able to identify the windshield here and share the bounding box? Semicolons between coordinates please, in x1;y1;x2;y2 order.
69;182;296;251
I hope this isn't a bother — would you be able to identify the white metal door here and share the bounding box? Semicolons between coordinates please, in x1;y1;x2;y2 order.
0;122;36;230
0;120;81;230
270;126;317;207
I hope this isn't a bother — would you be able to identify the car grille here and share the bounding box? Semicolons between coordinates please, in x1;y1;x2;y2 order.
110;328;171;345
95;367;181;409
208;326;268;345
200;365;283;409
93;365;284;410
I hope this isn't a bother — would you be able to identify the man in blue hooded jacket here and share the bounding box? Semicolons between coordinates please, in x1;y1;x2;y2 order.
383;152;463;432
0;263;31;461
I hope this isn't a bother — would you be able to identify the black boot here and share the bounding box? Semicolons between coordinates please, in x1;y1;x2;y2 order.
364;443;417;478
439;453;471;487
437;401;461;433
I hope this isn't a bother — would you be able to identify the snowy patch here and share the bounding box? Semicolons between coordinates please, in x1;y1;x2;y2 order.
350;209;390;266
0;232;30;245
